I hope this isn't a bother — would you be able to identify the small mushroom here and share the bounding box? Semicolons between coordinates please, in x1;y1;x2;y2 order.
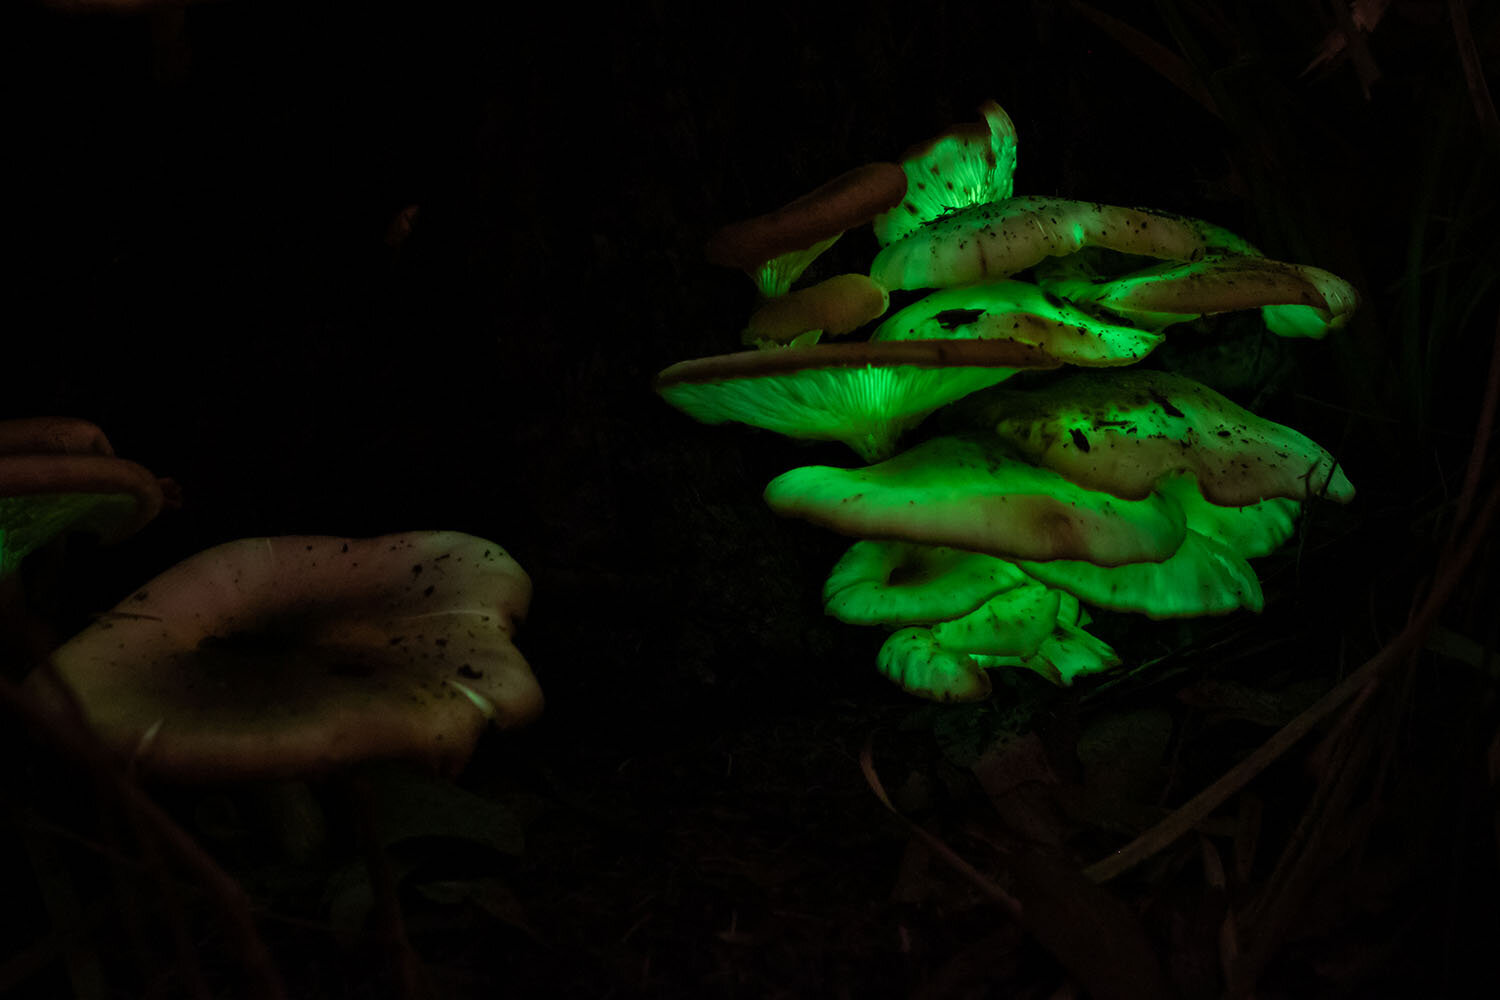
743;273;890;347
871;278;1163;366
36;531;541;781
972;369;1356;506
763;434;1187;566
873;99;1019;246
706;163;908;298
655;339;1059;462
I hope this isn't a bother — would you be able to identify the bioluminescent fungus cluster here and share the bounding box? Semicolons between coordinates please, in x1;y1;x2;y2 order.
657;101;1356;701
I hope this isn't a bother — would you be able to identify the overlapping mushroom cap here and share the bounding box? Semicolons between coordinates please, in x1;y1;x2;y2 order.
655;339;1060;462
706;162;908;298
0;417;168;576
970;369;1355;506
873;99;1019;247
872;279;1163;366
764;434;1187;566
38;531;541;782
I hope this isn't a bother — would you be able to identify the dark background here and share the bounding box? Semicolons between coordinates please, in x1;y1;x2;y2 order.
5;1;1498;996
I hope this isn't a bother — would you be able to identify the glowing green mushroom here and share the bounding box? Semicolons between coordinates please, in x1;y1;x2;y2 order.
823;540;1029;626
1017;529;1263;619
1156;474;1299;558
929;582;1064;655
655;339;1059;463
976;618;1121;686
764;434;1187;565
873;99;1019;246
974;369;1355;506
878;627;994;701
870;197;1244;292
1037;254;1359;339
871;278;1163;366
706;163;908;298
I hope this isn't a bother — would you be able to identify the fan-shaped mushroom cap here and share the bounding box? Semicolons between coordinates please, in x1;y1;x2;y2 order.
655;339;1059;463
744;273;890;346
1038;255;1359;337
706;163;908;297
872;279;1163;366
39;531;541;782
823;541;1029;626
0;418;167;575
929;582;1063;655
873;100;1019;247
974;370;1355;506
871;198;1242;292
1156;475;1299;558
764;434;1187;566
878;627;994;701
975;618;1120;686
1017;529;1263;619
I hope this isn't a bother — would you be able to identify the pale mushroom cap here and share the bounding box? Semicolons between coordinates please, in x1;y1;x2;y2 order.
1038;255;1359;337
40;531;541;782
764;434;1187;566
744;273;890;345
706;163;908;296
975;369;1355;506
870;198;1233;291
872;279;1163;367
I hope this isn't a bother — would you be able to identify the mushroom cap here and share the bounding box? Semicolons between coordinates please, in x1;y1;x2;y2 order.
1037;254;1359;337
929;582;1063;656
1156;474;1299;559
870;198;1239;292
974;369;1355;506
1017;529;1264;619
872;279;1163;366
878;627;993;701
744;273;890;346
705;163;908;294
655;339;1059;463
764;434;1187;566
40;531;541;782
873;99;1019;247
822;540;1029;626
0;418;167;574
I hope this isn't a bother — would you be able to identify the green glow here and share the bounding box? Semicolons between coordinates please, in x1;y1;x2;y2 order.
1018;529;1263;619
823;540;1029;625
0;493;137;577
872;279;1163;366
1156;475;1299;558
976;618;1121;686
1037;255;1358;338
661;363;1014;462
870;197;1242;292
764;434;1187;565
656;339;1059;462
874;101;1019;247
879;627;993;701
929;582;1061;655
754;234;840;298
976;369;1356;506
